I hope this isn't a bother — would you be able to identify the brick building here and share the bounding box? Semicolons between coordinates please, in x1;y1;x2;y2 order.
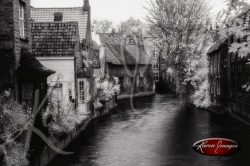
208;11;250;121
0;0;54;105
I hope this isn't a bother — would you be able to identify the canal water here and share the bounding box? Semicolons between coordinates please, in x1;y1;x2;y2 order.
48;94;250;166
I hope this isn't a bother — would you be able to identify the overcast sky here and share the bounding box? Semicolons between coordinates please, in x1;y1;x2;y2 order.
30;0;248;25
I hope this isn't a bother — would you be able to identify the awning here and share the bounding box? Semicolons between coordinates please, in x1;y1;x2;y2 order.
17;51;55;77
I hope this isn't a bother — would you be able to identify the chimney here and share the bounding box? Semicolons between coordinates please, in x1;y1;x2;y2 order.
83;0;90;11
54;12;63;22
111;28;116;34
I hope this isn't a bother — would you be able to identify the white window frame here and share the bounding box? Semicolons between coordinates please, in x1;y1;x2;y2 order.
153;50;159;58
78;79;85;103
19;2;25;37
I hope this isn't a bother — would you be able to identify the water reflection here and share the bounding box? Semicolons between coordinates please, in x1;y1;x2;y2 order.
48;95;250;166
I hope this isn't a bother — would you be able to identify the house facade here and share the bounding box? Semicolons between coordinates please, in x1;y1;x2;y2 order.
0;0;54;106
31;22;81;110
30;0;94;113
98;32;154;94
207;39;228;105
208;11;250;120
143;35;175;93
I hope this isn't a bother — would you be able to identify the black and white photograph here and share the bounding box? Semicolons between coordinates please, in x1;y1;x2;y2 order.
1;0;250;165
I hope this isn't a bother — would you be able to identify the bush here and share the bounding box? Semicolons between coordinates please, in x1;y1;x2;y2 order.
95;76;120;101
42;101;83;138
0;96;31;166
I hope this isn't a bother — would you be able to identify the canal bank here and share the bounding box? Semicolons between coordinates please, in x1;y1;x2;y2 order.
205;105;250;126
117;92;156;101
33;98;118;166
33;92;155;166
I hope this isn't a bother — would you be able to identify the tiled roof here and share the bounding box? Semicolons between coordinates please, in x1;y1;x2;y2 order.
107;44;136;65
126;45;151;65
31;22;79;57
100;33;151;65
31;7;88;41
106;44;150;65
17;50;55;77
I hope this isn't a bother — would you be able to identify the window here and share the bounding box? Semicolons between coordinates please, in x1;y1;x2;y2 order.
153;63;159;69
217;52;221;75
22;83;33;100
153;50;159;58
217;79;221;95
79;80;85;103
154;73;159;81
92;59;100;68
19;2;25;37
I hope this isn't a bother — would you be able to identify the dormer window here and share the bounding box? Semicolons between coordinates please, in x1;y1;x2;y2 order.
127;37;135;45
19;2;25;37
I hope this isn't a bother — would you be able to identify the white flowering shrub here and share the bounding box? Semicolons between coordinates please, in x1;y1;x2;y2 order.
42;101;82;138
181;39;212;107
95;76;120;101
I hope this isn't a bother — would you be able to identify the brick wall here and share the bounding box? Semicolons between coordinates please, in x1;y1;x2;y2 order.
13;0;31;69
0;0;31;98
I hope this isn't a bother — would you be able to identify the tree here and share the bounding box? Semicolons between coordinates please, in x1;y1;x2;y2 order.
117;17;144;34
92;19;114;33
216;0;250;58
146;0;211;104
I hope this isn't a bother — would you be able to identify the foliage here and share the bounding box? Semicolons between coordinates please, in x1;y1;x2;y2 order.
216;0;250;92
188;45;212;108
146;0;212;105
0;95;31;166
42;101;82;138
217;0;250;57
95;76;120;101
93;19;114;33
117;17;145;34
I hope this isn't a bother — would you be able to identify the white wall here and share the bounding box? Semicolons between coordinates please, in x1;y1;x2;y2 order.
37;57;76;104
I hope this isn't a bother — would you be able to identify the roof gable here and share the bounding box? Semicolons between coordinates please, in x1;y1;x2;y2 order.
99;33;151;65
31;7;88;41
